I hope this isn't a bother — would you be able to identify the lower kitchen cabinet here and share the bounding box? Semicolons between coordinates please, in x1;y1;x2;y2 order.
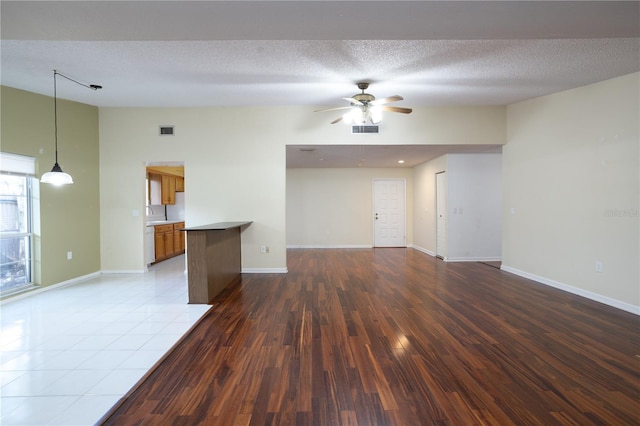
173;222;185;253
154;224;173;261
153;222;186;263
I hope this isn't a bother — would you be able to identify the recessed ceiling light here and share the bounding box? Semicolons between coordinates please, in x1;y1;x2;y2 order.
398;160;405;164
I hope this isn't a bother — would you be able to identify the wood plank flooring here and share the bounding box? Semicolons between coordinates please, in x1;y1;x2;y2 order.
100;248;639;425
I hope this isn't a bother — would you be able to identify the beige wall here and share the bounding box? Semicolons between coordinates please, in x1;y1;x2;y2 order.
99;107;287;272
0;86;101;286
503;72;639;312
286;168;414;247
99;105;505;271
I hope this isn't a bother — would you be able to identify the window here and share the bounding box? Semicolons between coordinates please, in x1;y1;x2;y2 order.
0;153;36;295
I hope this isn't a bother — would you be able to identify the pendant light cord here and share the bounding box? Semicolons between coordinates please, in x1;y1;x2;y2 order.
53;70;59;165
55;70;102;91
42;69;101;184
51;70;102;165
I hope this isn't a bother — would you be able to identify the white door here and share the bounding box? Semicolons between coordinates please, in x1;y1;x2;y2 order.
373;179;406;247
436;172;447;259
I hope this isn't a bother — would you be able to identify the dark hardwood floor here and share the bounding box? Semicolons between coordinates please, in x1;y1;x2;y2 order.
100;248;639;425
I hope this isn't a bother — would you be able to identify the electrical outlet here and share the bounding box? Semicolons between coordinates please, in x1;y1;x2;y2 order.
595;261;603;273
260;245;266;254
67;251;73;260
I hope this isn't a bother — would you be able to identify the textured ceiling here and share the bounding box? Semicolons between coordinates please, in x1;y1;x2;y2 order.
1;1;638;108
1;1;638;168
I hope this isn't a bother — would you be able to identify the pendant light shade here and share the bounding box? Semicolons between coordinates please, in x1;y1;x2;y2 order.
40;70;101;186
40;163;74;185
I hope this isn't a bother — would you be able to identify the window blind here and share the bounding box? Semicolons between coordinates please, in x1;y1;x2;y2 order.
0;152;36;176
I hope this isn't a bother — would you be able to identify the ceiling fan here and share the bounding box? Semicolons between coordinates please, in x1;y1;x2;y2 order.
316;82;413;124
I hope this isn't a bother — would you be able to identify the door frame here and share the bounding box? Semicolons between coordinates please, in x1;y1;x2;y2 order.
372;178;407;248
435;171;447;259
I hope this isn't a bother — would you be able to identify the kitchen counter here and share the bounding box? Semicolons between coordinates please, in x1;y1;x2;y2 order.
182;221;252;231
146;220;184;227
183;221;252;304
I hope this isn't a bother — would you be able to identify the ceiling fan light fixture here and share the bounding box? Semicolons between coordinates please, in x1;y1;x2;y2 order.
316;82;410;125
370;106;383;124
348;107;366;124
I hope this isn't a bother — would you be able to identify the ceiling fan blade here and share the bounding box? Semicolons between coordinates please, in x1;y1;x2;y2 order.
315;106;355;113
381;105;413;114
342;97;364;106
330;116;344;124
371;95;403;105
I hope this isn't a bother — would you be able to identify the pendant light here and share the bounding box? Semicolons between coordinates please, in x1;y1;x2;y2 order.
40;70;102;185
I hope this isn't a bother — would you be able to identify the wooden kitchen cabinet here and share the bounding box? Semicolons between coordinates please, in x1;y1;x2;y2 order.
148;172;180;205
161;175;176;205
173;222;185;253
165;229;175;257
153;222;185;263
154;224;175;261
154;229;165;259
175;177;184;192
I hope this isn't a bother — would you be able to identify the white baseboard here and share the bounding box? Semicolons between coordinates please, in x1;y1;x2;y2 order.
408;246;501;263
287;245;372;249
242;268;288;274
1;271;101;305
501;265;640;316
409;245;436;257
446;256;502;262
101;270;146;274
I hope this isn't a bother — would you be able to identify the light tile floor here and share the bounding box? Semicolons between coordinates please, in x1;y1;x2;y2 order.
0;255;211;425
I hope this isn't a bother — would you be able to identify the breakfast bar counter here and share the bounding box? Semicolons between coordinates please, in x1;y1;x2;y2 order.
182;221;252;304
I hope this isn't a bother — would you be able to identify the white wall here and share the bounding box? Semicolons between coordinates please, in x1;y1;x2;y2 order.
412;153;502;260
286;168;413;247
99;105;505;272
447;153;502;261
166;192;185;221
412;155;448;255
503;72;639;312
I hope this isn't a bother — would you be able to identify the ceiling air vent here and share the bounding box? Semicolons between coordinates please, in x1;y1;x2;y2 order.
159;125;175;136
352;125;379;134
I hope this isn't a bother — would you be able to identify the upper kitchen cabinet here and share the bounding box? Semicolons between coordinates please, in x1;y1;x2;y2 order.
175;176;184;192
161;175;176;204
147;166;184;205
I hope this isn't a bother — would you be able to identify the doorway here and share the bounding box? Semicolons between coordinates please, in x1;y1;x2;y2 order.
373;178;406;247
436;171;447;259
144;161;186;268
